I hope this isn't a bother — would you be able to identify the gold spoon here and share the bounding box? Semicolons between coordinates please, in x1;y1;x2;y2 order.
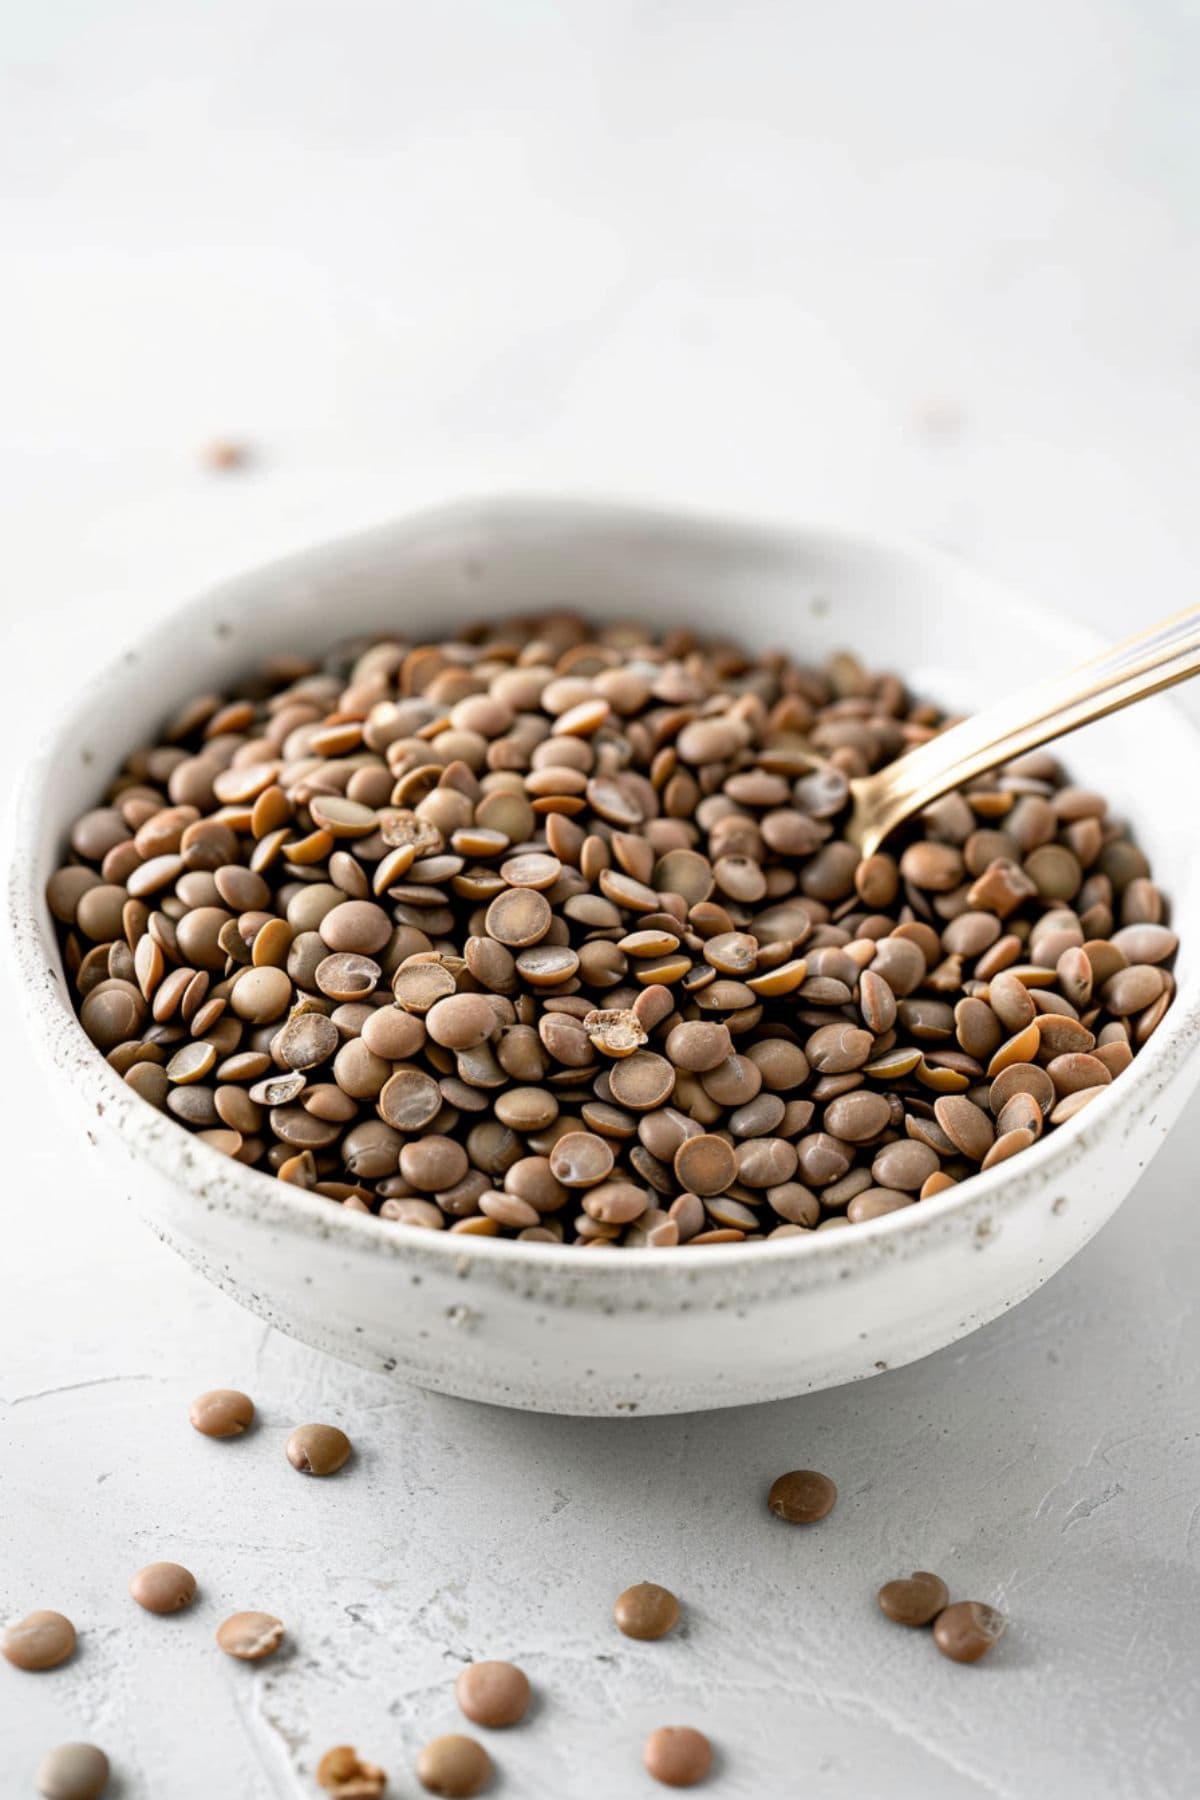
841;605;1200;857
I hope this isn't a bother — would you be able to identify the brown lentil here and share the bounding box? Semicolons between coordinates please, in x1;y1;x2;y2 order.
231;965;292;1022
847;1187;913;1223
36;1744;111;1800
614;1581;682;1640
877;1571;950;1626
609;1052;677;1111
643;1727;713;1789
416;1734;492;1797
286;1422;352;1475
455;1660;532;1728
378;1067;442;1130
50;622;1175;1247
189;1388;255;1438
981;1125;1037;1168
871;1140;939;1192
933;1095;995;1162
583;1179;649;1224
129;1562;197;1614
216;1611;285;1661
316;1746;388;1797
674;1134;737;1196
549;1130;614;1186
486;886;551;947
319;900;393;955
932;1600;1007;1663
1;1610;77;1671
767;1468;837;1523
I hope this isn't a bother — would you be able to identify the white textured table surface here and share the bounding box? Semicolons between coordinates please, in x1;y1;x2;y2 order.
3;4;1200;1796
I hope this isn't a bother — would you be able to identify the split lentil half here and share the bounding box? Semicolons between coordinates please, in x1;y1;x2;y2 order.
48;616;1177;1246
932;1599;1007;1664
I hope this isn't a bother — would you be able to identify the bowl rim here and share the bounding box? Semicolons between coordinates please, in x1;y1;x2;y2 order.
11;491;1200;1281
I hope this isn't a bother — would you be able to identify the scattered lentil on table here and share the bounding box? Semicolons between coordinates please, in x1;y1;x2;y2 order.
767;1468;838;1523
416;1733;492;1797
215;1610;285;1661
12;1368;1015;1798
129;1561;197;1614
35;1743;110;1800
1;1609;76;1671
876;1571;950;1626
48;617;1177;1245
932;1599;1007;1663
188;1388;255;1437
613;1581;682;1640
285;1421;352;1475
643;1726;714;1788
455;1659;532;1728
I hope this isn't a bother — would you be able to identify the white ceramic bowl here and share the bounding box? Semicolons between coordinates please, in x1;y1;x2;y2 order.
12;498;1200;1415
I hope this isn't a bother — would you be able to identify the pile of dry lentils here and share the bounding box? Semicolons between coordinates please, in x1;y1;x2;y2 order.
48;613;1178;1243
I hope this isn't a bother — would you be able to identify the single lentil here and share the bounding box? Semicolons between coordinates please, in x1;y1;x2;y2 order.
643;1727;713;1789
767;1469;837;1523
877;1571;950;1626
614;1582;682;1640
129;1562;197;1614
1;1610;77;1671
932;1600;1007;1664
215;1611;285;1661
189;1389;255;1438
455;1660;532;1728
36;1744;110;1800
286;1422;352;1475
416;1734;492;1797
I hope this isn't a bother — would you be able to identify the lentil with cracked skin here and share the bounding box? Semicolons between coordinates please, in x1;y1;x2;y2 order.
215;1610;284;1661
285;1422;352;1475
48;618;1177;1246
932;1599;1007;1663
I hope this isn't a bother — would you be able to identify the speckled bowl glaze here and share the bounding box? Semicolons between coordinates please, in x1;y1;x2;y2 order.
12;499;1200;1414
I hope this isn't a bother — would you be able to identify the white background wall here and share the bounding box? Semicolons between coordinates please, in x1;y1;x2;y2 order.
2;4;1199;1795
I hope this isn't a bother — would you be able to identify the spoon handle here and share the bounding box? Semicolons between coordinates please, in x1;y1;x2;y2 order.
850;604;1200;857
